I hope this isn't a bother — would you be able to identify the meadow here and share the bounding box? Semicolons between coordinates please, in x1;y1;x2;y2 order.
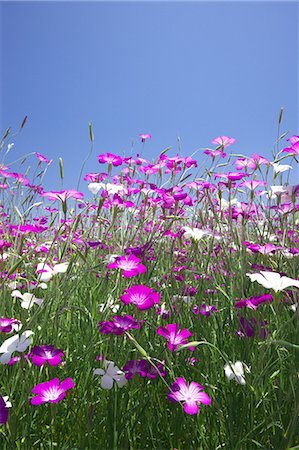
0;120;298;449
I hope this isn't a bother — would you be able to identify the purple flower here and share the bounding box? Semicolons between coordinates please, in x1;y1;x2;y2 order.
98;315;142;335
235;294;273;311
237;317;269;340
108;255;147;278
123;359;167;380
98;152;123;167
212;135;236;148
121;285;160;311
157;323;193;352
168;377;211;415
31;378;74;405
139;133;152;142
0;397;10;424
199;303;218;316
0;318;21;333
29;345;65;367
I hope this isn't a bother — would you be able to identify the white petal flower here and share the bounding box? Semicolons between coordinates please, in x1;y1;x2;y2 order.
11;290;43;309
224;361;250;385
272;163;293;174
246;271;299;292
88;182;103;195
94;361;127;390
3;396;12;408
0;330;34;364
182;227;211;241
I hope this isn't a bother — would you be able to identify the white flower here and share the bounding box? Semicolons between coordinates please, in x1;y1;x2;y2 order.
94;360;127;389
0;330;34;364
246;271;299;293
272;163;293;174
182;227;211;241
224;361;250;385
99;295;120;314
11;290;43;309
36;262;68;282
88;183;102;195
3;396;12;408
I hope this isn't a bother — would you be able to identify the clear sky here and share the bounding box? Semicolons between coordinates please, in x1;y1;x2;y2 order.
0;1;298;190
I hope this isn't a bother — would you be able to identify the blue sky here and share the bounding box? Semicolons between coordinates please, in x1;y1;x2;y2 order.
0;1;298;190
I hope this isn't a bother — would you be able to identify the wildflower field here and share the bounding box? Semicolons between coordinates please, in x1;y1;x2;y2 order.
0;120;298;450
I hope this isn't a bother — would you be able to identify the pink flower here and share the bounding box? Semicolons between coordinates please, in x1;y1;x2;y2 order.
212;136;236;148
98;315;142;335
139;133;152;142
157;323;193;351
199;304;218;316
29;345;65;367
98;153;123;166
121;285;160;311
234;294;273;310
31;378;74;405
108;255;146;278
35;152;51;164
42;190;83;202
168;377;211;415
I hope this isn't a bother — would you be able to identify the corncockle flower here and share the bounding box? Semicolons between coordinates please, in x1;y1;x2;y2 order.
237;317;268;340
224;361;250;385
98;315;142;335
204;148;226;158
235;294;273;310
282;136;299;155
246;271;299;292
0;330;34;364
35;152;51;164
157;323;193;351
98;152;122;166
36;262;68;282
108;255;146;278
94;360;127;389
200;304;218;316
182;227;211;241
234;157;257;171
29;345;65;367
122;359;167;380
99;296;120;313
42;190;84;202
240;180;267;190
212;136;235;148
214;172;248;182
88;183;102;195
0;396;12;424
139;133;152;142
11;290;43;309
121;285;160;311
0;318;21;333
31;378;74;405
168;377;211;415
272;163;293;174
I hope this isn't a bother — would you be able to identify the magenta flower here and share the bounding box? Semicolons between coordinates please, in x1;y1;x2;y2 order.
29;345;65;367
123;359;167;379
139;133;152;142
31;378;74;405
35;152;51;164
215;172;248;182
168;377;211;415
98;315;142;335
108;255;146;278
121;285;160;311
204;148;226;159
0;318;21;333
212;135;235;148
199;304;218;316
98;152;123;166
234;294;273;310
42;190;83;202
157;323;193;351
